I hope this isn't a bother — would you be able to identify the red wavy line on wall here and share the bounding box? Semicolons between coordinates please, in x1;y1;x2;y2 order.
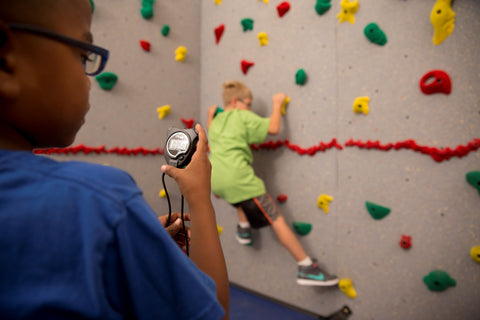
33;138;480;163
250;138;343;155
251;138;480;162
343;138;480;162
33;145;164;156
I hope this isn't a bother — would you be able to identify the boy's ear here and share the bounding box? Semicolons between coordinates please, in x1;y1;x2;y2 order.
0;22;20;100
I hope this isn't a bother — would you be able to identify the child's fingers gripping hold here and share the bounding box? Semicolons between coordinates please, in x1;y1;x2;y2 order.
272;92;287;105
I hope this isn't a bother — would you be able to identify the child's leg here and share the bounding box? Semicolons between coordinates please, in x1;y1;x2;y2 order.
236;206;249;224
235;206;253;245
271;214;339;286
238;195;338;285
243;194;309;262
271;215;308;262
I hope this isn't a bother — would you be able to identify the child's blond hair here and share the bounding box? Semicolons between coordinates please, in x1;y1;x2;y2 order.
222;81;253;106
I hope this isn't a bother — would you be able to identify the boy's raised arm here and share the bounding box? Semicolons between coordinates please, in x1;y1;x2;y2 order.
268;93;287;135
207;105;218;130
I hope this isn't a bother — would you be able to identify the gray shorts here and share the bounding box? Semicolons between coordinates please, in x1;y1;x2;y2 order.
232;194;280;229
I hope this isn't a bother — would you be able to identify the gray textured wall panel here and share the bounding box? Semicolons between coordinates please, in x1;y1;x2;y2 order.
202;0;480;318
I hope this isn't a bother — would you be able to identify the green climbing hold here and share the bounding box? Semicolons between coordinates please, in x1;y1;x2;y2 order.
466;171;480;195
423;270;456;292
241;18;254;32
214;107;224;117
141;6;154;19
141;0;155;20
365;201;391;220
295;69;307;86
89;0;95;13
161;25;170;37
364;23;387;46
315;0;331;15
292;222;312;236
95;72;118;91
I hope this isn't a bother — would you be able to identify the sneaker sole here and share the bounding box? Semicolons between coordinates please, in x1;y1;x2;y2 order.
235;235;253;245
296;278;339;286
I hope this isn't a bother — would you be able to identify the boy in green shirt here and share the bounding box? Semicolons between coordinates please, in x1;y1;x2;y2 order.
207;81;338;286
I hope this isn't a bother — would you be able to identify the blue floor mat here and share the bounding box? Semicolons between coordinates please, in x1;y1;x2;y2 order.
229;284;318;320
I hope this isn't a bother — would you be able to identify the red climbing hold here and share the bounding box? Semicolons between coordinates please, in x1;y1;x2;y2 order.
419;70;451;95
140;40;151;52
277;194;288;203
241;60;255;74
399;235;412;249
181;118;195;129
277;2;290;17
214;24;225;44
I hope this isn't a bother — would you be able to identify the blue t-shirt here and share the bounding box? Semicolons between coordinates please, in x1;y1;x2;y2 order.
0;150;224;320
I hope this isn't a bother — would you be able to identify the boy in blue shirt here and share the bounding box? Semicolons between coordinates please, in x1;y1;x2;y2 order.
0;0;229;318
207;81;338;286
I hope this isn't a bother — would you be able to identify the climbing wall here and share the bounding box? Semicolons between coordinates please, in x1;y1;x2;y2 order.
41;0;480;319
200;0;480;319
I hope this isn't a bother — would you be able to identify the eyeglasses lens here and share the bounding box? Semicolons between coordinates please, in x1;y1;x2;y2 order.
84;52;102;75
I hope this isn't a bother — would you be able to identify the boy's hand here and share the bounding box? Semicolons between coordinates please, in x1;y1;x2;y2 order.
159;212;191;233
272;92;287;107
161;124;212;206
159;212;192;252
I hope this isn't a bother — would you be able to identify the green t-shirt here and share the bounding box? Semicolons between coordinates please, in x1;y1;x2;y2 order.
208;109;270;204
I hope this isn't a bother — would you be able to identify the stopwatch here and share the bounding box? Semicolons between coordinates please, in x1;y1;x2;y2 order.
164;127;198;168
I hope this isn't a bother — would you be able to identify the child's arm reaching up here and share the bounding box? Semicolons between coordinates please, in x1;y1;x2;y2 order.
207;105;218;130
161;124;229;319
268;93;287;135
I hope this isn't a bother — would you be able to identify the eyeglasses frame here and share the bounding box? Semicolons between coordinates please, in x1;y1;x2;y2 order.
6;22;109;76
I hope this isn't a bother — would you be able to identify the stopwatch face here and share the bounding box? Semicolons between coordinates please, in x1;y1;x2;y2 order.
166;132;190;158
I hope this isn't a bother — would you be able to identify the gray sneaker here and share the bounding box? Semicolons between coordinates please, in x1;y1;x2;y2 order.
235;224;253;246
297;259;339;286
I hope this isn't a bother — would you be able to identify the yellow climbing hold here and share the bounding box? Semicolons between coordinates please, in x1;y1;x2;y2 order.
471;245;480;263
339;278;357;299
217;224;223;235
158;189;167;198
214;0;222;5
258;0;268;3
352;96;370;115
281;96;290;116
175;46;187;62
317;194;334;213
257;32;268;46
430;0;455;45
337;0;359;24
157;105;171;120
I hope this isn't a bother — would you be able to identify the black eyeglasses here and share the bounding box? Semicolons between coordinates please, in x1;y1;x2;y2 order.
6;23;109;76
